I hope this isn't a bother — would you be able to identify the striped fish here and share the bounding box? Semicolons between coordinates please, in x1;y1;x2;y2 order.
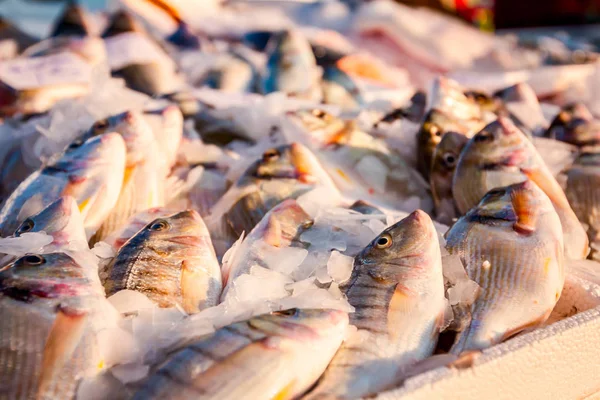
0;133;126;238
446;180;565;355
566;148;600;260
452;117;589;260
430;131;469;225
305;210;445;399
0;253;103;400
102;210;221;314
131;309;348;400
87;111;164;243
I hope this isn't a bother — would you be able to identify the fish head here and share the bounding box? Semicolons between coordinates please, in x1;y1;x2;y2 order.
561;119;600;146
140;209;209;245
355;210;439;281
249;308;349;341
49;132;125;173
465;90;498;112
89;111;154;162
289;109;354;146
14;196;84;244
247;143;321;184
256;199;313;247
431;131;469;178
102;10;144;37
51;2;94;37
418;109;458;153
0;253;92;301
461;117;531;169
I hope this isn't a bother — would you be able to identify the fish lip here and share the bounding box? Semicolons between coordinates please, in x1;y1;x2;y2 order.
496;117;517;136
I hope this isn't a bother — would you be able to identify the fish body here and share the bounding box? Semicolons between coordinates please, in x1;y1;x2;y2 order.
220;143;332;238
322;65;363;109
430;131;468;225
446;181;564;354
566;149;600;260
221;199;312;297
14;196;87;252
545;103;600;147
143;105;184;175
493;82;547;134
132;308;349;400
262;30;322;101
453;117;589;260
0;133;126;237
103;210;221;313
307;210;445;399
416;108;470;180
0;253;102;399
104;207;174;251
87;111;164;242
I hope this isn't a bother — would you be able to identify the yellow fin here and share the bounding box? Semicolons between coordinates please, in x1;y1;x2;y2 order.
387;285;415;339
38;307;88;399
181;260;204;314
271;379;297;400
510;183;539;234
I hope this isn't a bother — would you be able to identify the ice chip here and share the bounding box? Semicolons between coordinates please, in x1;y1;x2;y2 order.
261;243;309;277
447;279;480;306
327;250;354;283
0;232;53;256
111;364;150;384
92;241;117;259
442;254;469;285
108;290;157;314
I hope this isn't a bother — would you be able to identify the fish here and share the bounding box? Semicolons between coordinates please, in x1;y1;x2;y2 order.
493;82;547;135
416;108;470;180
50;2;95;38
103;206;174;251
452;117;589;260
166;22;201;50
349;199;384;216
14;196;87;252
143;105;184;175
445;180;565;354
565;149;600;260
0;252;103;399
428;77;483;125
321;65;363;109
214;143;333;239
102;210;222;314
0;133;126;238
306;210;445;399
221;199;313;297
0;16;38;53
545;103;600;147
87;111;164;243
262;30;322;101
102;10;147;38
197;52;259;94
375;91;427;126
131;308;349;400
430;131;469;225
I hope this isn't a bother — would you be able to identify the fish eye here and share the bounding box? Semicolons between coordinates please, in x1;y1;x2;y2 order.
262;149;280;162
428;124;442;137
23;255;45;266
442;152;457;167
474;131;493;143
150;219;170;231
15;219;35;236
93;119;109;132
302;220;314;229
558;111;570;123
272;308;298;317
312;109;326;118
375;233;392;249
68;139;84;150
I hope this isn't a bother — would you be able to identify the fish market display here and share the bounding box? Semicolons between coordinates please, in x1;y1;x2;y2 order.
1;0;600;399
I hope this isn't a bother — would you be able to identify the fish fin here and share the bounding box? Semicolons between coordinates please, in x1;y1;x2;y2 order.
500;309;552;342
387;284;416;339
389;354;459;389
510;183;539;234
271;379;297;400
521;167;571;210
38;306;88;399
449;350;482;370
264;215;282;247
164;173;191;205
180;260;203;314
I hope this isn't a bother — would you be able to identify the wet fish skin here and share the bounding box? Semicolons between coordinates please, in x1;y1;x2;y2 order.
417;108;469;180
132;308;349;400
14;196;87;251
103;210;221;313
446;180;564;354
545;103;600;147
224;143;327;237
306;210;445;399
262;30;322;101
87;111;163;242
452;116;588;260
0;252;101;400
430;131;468;225
322;65;363;109
0;133;126;237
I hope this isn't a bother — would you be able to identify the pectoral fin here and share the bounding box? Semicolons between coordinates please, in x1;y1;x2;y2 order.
38;306;88;399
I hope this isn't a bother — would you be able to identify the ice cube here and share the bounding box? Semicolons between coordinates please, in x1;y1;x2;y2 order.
327;251;354;283
108;290;157;314
447;279;480;306
92;241;116;259
111;364;150;384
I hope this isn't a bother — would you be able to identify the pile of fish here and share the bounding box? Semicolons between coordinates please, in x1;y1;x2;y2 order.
2;0;600;398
